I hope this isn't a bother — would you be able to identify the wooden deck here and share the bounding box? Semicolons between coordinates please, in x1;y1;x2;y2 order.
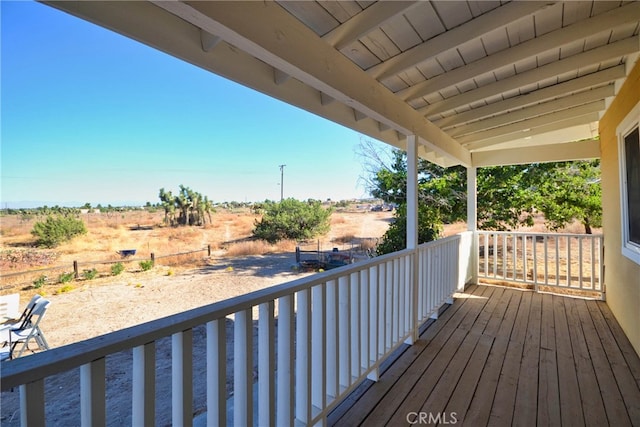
329;284;640;426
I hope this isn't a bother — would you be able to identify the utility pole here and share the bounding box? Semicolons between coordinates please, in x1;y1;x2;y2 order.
279;164;286;201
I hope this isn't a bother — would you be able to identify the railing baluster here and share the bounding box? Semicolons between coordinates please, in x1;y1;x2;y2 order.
311;284;326;413
567;236;572;287
393;258;400;344
207;319;227;427
277;295;294;427
295;290;311;424
591;237;596;290
20;380;45;427
81;358;106;427
385;261;393;352
325;280;338;401
133;342;155;427
512;234;517;280
172;330;193;427
579;236;584;288
368;265;379;381
360;269;370;373
338;275;350;390
350;272;360;379
378;262;387;356
258;303;275;427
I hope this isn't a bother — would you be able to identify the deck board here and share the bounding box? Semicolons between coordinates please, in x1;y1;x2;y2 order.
329;285;640;427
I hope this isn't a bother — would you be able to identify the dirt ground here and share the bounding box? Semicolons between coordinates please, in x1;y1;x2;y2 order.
0;210;394;425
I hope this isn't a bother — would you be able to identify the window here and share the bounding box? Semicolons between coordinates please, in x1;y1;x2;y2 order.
619;103;640;264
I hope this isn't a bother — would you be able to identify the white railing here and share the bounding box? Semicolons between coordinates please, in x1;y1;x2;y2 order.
1;232;473;427
477;231;604;298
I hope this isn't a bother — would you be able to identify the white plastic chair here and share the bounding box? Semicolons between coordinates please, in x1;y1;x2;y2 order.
11;294;42;329
0;293;20;323
9;298;51;358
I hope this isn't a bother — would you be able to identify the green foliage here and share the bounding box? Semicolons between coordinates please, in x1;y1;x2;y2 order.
33;275;47;289
159;185;215;226
253;198;333;243
31;214;87;248
361;142;601;233
139;260;154;271
531;160;602;234
111;262;125;276
376;204;442;255
82;268;98;280
58;272;74;284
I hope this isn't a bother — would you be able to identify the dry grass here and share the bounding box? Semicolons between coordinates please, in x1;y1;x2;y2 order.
0;208;394;293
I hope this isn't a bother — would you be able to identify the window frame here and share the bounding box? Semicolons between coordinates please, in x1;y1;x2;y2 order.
617;102;640;265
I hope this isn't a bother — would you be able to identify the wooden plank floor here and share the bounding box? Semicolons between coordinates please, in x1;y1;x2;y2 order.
329;284;640;427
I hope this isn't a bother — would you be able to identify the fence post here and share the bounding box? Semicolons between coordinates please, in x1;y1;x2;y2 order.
207;245;211;257
150;253;155;266
73;261;79;279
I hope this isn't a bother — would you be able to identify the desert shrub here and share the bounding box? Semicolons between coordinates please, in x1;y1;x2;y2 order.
139;260;154;271
58;272;74;284
31;214;87;248
376;204;442;256
82;268;98;280
57;284;74;294
111;262;125;276
253;198;332;243
33;275;47;289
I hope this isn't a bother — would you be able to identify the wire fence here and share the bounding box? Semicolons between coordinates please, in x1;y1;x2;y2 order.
0;245;212;291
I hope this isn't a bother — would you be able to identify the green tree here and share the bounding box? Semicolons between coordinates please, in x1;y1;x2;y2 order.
31;214;87;248
376;204;442;255
359;141;600;234
531;160;602;234
253;198;332;243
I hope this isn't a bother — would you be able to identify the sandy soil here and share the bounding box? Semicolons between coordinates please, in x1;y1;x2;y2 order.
0;211;393;425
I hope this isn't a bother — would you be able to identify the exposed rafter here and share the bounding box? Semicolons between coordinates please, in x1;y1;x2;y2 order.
423;37;638;117
369;1;551;82
448;85;614;138
458;101;603;145
465;113;600;151
430;66;625;128
399;1;640;103
322;1;418;50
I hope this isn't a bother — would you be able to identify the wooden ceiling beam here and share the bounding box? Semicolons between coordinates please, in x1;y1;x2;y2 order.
367;1;549;81
458;101;603;144
472;139;600;166
429;66;625;128
423;37;638;116
464;113;600;150
400;1;640;103
322;1;418;50
448;85;614;138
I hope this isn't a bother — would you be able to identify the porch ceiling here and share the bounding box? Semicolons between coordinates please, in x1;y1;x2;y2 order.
44;1;640;167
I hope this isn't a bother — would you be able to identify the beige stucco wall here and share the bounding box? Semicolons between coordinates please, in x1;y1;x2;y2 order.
599;58;640;356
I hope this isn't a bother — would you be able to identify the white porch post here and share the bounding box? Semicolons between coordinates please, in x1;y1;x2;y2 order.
406;135;419;344
467;166;478;285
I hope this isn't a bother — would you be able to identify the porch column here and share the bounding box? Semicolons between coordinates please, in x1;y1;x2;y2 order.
467;166;478;284
406;135;419;344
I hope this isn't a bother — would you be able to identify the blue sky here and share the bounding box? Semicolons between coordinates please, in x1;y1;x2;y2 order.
1;1;383;208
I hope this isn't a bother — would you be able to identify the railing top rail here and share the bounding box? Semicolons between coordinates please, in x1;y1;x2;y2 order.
1;233;469;389
1;248;414;389
475;230;603;239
